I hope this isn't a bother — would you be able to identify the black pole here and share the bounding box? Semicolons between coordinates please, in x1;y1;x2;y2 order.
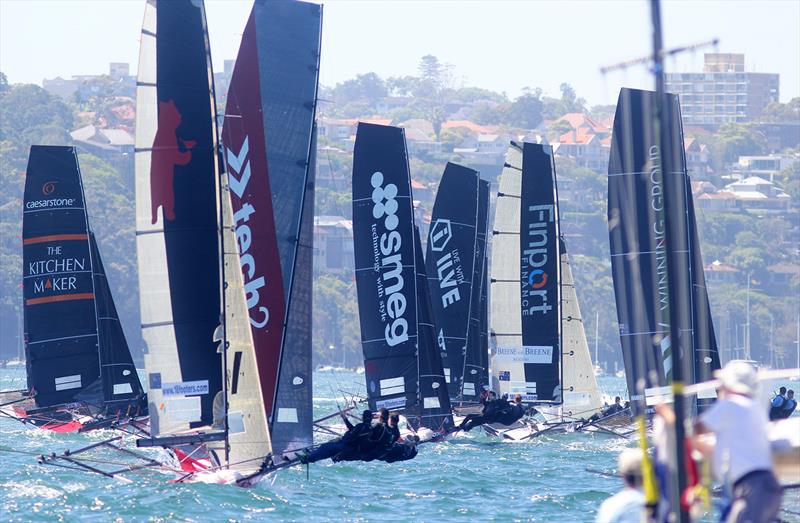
650;1;690;522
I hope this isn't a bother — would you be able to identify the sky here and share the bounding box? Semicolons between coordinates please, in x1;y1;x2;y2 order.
1;0;798;107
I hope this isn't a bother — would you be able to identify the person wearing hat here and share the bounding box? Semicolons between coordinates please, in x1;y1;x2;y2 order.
693;360;782;523
595;448;645;523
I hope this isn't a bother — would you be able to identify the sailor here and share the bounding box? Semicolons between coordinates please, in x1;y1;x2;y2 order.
300;409;373;464
458;391;499;432
494;394;527;426
587;396;624;423
333;409;394;463
386;412;402;443
595;448;645;523
769;386;787;420
780;389;796;419
693;360;782;523
379;434;420;463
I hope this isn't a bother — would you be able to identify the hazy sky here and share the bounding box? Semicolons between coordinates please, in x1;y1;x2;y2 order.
1;0;798;106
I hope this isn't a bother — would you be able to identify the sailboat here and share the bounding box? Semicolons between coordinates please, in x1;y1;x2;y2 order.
1;145;147;433
424;163;482;402
37;0;324;483
352;122;453;436
488;141;603;440
607;87;720;415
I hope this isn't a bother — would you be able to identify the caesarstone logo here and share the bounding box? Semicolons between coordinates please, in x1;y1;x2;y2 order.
42;181;58;195
371;171;408;347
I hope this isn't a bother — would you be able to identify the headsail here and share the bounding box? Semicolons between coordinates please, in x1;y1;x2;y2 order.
414;226;454;431
352;123;418;414
221;0;321;456
490;142;562;403
559;240;603;417
462;179;490;402
607;87;720;411
424;163;480;399
135;0;223;435
90;232;146;413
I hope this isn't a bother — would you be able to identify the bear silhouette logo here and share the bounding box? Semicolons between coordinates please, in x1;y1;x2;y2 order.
150;99;197;224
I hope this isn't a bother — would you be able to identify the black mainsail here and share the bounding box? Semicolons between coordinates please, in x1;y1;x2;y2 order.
22;145;144;418
424;163;480;399
607;87;720;411
490;142;562;403
352;123;419;415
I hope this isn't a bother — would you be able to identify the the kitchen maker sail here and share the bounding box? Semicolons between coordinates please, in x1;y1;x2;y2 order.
4;145;147;433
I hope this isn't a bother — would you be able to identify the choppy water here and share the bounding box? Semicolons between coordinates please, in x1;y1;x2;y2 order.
2;368;797;522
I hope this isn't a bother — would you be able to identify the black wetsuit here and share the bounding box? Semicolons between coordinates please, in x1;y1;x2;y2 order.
460;398;510;431
304;419;370;464
333;423;394;463
379;442;418;463
494;403;526;426
780;398;797;419
587;403;623;423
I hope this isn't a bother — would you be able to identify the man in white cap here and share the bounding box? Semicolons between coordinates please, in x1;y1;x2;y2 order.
694;360;782;522
596;448;645;523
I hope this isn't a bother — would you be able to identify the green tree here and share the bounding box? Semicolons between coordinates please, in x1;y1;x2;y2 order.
505;87;543;129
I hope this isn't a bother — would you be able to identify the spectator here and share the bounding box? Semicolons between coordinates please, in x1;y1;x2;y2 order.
596;448;645;523
694;361;782;523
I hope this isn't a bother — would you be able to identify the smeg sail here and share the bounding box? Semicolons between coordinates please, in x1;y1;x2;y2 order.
424;163;480;401
8;145;146;432
352;123;452;432
221;0;321;459
607;87;720;413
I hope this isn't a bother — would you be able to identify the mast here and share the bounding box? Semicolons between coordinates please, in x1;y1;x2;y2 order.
651;0;689;519
595;311;599;368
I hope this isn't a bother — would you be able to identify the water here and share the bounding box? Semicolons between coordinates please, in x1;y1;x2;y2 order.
1;368;797;522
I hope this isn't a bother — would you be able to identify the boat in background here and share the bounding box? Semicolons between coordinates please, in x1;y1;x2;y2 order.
487;141;603;440
1;145;147;433
607;87;721;415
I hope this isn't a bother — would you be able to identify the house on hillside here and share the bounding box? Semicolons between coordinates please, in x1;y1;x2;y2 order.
314;215;354;273
696;191;737;211
685;138;712;176
553;128;609;172
736;155;795;182
704;260;740;284
724;176;791;211
70;125;134;157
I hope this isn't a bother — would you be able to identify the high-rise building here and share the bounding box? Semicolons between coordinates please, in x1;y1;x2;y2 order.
666;53;779;126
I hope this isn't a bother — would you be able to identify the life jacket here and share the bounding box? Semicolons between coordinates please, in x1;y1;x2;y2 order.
769;395;786;420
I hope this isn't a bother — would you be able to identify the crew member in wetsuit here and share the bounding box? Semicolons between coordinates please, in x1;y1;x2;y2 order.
386;412;402;443
769;387;787;420
301;409;373;464
458;391;499;432
495;394;527;426
333;408;394;463
780;390;796;419
380;434;420;463
587;396;624;423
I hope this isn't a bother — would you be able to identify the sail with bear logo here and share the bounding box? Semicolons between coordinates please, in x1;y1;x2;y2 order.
352;123;421;420
424;163;480;401
607;87;720;414
221;0;321;460
5;145;147;433
490;142;562;405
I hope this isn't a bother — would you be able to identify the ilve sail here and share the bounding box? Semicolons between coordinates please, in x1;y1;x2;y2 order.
424;163;480;400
